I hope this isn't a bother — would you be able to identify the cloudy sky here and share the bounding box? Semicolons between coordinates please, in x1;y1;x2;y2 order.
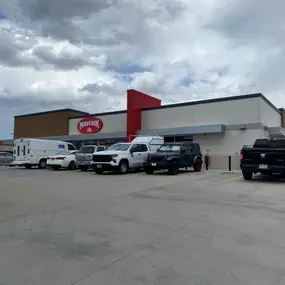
0;0;284;139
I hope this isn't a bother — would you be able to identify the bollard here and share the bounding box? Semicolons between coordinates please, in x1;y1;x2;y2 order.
228;156;231;171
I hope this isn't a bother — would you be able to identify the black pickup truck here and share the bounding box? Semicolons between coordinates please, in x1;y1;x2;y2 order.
144;142;203;175
240;138;285;180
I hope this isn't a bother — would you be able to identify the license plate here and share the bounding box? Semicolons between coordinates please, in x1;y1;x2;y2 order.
259;164;268;169
151;163;156;166
97;165;102;168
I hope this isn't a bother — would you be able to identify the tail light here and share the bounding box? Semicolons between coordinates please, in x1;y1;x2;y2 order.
56;157;65;160
240;150;244;160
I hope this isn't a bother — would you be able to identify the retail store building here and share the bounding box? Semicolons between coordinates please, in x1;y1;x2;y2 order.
9;89;285;160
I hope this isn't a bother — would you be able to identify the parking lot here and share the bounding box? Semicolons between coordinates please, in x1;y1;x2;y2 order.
1;167;285;285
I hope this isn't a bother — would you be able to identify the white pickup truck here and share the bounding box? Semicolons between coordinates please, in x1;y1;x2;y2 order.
91;136;164;174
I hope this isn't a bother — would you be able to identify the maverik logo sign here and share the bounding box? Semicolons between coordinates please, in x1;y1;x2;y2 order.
77;117;103;134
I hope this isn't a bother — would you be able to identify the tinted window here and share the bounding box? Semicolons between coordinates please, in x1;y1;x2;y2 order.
253;139;285;148
276;139;285;148
137;144;148;152
79;146;94;154
23;145;26;156
181;145;188;153
97;147;106;152
68;144;77;151
130;144;139;152
17;146;20;156
192;144;201;154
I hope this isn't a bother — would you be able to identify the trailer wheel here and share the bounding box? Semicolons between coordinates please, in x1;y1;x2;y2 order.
38;159;47;169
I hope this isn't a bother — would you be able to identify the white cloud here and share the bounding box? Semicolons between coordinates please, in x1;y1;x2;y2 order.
0;0;285;138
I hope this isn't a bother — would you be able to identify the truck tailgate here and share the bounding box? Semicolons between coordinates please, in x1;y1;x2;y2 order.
76;153;92;162
243;148;285;166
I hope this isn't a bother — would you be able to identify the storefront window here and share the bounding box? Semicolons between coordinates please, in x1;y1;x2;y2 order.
164;135;193;143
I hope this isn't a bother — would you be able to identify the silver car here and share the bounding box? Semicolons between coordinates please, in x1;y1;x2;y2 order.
0;152;13;166
76;145;107;171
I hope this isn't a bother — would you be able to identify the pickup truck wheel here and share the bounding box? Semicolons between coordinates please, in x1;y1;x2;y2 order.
242;170;253;180
79;166;88;171
168;166;179;175
194;159;202;172
38;159;47;169
145;167;154;174
119;160;128;174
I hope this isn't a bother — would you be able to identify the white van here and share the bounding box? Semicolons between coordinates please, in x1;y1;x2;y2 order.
91;136;164;174
13;138;77;169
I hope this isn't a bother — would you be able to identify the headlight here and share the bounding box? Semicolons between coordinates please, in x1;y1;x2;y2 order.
111;154;118;158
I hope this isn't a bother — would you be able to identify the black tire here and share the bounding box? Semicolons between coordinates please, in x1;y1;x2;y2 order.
194;159;202;172
94;168;104;174
24;164;32;169
242;170;253;180
79;166;88;171
168;165;179;175
118;160;129;174
38;159;47;169
68;161;76;170
145;167;154;174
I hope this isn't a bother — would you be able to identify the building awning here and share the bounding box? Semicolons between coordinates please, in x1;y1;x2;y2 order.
39;131;126;142
268;127;285;138
137;124;225;136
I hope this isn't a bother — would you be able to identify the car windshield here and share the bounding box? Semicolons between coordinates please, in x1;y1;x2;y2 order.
158;144;181;152
108;143;131;151
78;146;94;153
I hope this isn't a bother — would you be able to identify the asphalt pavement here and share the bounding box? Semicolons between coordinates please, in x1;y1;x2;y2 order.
0;167;285;285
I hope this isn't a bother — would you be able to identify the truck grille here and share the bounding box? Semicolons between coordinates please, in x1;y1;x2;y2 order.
93;155;112;162
150;155;165;162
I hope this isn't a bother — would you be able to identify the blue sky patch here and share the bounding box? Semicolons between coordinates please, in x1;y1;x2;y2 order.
181;77;195;87
0;9;7;19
